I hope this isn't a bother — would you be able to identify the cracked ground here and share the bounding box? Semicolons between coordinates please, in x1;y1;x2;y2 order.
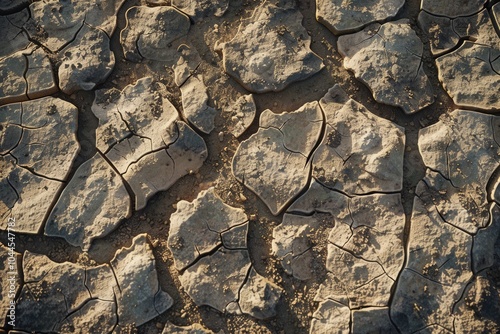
1;0;500;333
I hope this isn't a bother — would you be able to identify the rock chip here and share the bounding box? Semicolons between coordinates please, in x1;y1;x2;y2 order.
92;77;207;210
14;233;172;331
45;153;132;251
58;25;115;94
337;20;434;114
312;85;405;194
169;188;282;318
232;101;323;215
25;0;124;52
162;322;215;334
172;0;229;22
316;0;404;34
111;234;174;326
227;94;256;138
120;6;190;63
180;75;218;134
0;244;21;328
216;0;323;93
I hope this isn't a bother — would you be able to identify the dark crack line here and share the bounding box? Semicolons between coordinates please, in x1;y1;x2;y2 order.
109;264;122;294
405;268;452;287
120;143;169;175
9;157;65;183
178;62;202;88
410;322;453;334
109;290;119;334
233;264;253;314
329;242;393;280
179;243;224;274
259;124;308;158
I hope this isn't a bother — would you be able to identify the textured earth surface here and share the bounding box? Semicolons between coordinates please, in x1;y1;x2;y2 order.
1;0;500;333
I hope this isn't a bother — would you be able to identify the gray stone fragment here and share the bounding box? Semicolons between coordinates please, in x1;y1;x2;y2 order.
0;0;30;14
7;97;80;181
26;47;58;99
162;322;215;334
338;20;434;114
272;213;323;280
417;11;458;56
180;74;218;134
111;234;173;326
309;299;350;334
0;97;79;234
227;94;256;138
238;268;282;320
0;47;57;106
15;252;92;332
169;189;282;318
453;273;500;333
56;300;117;334
92;77;207;210
316;0;404;34
0;9;30;58
172;0;229;22
0;51;27;105
0;244;21;328
120;6;190;63
436;42;500;110
391;194;473;332
421;0;486;17
0;156;62;233
472;204;500;273
24;0;124;52
123;122;207;210
328;193;405;281
418;110;500;233
312;85;405;194
180;248;252;313
58;25;115;94
232;101;323;215
45;153;132;251
216;0;323;93
352;307;399;333
173;44;202;87
168;187;248;270
14;233;170;332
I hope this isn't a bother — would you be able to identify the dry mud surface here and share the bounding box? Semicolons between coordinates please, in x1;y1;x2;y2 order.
1;0;500;333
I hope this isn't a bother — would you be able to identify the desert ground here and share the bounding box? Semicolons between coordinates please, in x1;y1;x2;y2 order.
1;0;500;333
